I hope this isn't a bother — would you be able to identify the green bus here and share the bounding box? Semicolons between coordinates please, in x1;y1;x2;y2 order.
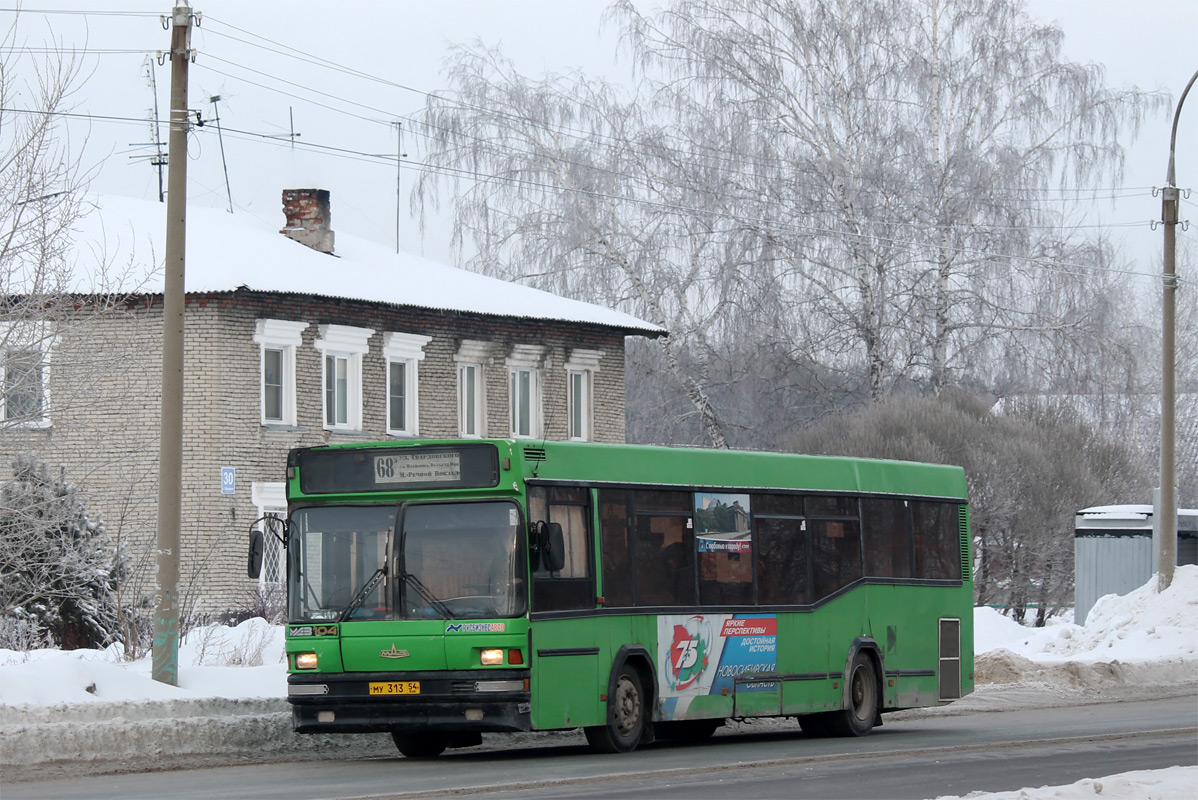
249;438;973;756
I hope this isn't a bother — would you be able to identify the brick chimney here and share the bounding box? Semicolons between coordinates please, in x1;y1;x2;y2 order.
280;189;334;254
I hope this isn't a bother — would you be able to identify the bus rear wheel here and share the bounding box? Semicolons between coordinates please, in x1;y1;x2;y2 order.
585;667;645;753
391;731;447;758
826;651;879;737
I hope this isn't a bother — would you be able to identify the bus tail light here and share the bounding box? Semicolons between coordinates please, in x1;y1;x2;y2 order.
508;649;524;665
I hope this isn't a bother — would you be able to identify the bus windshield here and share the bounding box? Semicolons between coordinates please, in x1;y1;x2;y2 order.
399;501;527;620
288;505;396;623
286;501;528;623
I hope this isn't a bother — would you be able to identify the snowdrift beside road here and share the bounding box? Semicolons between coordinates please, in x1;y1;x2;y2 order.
973;565;1198;692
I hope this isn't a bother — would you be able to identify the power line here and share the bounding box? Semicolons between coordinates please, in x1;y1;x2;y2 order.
1;102;1170;282
198;15;1158;203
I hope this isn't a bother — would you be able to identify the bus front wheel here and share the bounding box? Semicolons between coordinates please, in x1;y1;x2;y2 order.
391;730;447;758
585;667;645;753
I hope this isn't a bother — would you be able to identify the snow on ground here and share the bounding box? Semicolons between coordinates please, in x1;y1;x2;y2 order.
1;567;1196;792
933;766;1197;800
0;617;286;707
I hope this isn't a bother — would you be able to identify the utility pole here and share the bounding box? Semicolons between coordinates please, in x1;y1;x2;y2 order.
1157;68;1196;592
153;1;194;686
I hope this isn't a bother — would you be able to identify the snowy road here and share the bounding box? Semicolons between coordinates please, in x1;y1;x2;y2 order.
6;693;1195;800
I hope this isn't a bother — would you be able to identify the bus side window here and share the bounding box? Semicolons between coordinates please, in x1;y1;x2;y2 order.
529;486;596;611
861;497;914;579
911;501;961;580
599;489;634;607
632;490;695;607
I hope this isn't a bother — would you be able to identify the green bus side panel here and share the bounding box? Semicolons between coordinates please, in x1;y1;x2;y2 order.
530;616;615;730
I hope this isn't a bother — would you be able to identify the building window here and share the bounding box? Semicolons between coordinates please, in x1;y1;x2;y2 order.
252;482;287;588
459;363;481;437
565;349;602;442
507;344;545;438
383;332;431;436
455;340;494;439
315;324;374;432
0;322;53;428
510;367;537;437
253;319;307;426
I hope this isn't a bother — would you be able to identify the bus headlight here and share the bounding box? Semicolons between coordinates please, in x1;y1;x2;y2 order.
295;652;319;670
480;648;504;665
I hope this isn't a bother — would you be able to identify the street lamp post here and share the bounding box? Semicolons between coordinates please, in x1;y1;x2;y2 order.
1158;69;1197;591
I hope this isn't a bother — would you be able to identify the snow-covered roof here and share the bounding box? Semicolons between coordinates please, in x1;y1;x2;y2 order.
68;195;662;335
1077;504;1198;519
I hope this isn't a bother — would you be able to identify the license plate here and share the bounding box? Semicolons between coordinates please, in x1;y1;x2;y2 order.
368;681;420;695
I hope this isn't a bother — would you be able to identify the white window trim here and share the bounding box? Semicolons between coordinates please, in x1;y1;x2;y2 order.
253;319;308;427
383;332;431;437
0;321;55;429
252;482;287;588
507;344;546;439
564;349;603;442
455;340;496;439
315;324;374;432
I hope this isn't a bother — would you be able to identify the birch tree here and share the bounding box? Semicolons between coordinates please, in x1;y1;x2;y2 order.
415;1;1164;444
615;0;1164;398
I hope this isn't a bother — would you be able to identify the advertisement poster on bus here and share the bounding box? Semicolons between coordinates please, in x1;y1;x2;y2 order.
656;613;777;720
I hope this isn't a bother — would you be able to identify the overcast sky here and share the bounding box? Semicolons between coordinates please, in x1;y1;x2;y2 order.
5;1;1196;284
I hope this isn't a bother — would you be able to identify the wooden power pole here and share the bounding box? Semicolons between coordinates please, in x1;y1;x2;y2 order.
153;1;193;686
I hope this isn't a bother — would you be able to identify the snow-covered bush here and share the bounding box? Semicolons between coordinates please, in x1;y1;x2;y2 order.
0;457;127;649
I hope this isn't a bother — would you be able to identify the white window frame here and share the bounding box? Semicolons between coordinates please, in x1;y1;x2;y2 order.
252;482;287;588
458;363;482;437
315;324;374;432
564;349;603;442
455;340;494;439
252;319;308;427
383;332;431;437
506;344;545;439
0;321;54;429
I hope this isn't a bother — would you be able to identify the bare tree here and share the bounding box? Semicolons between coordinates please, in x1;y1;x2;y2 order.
414;1;1164;449
0;16;156;650
415;47;747;446
615;0;1165;399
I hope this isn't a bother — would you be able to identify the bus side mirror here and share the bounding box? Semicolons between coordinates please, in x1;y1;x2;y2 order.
543;522;566;573
248;529;264;579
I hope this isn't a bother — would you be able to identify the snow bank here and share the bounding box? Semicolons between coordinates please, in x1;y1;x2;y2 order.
933;765;1197;800
973;565;1198;691
0;618;286;707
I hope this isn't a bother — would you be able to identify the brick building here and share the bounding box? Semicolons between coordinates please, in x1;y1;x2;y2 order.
0;191;660;615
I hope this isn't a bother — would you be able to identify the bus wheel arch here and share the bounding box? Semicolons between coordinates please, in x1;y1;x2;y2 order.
585;646;655;753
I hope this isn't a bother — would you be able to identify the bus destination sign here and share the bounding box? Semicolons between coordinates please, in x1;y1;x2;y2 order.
296;444;499;495
374;451;460;484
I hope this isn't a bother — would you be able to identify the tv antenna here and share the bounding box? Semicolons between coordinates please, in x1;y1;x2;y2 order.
128;56;168;202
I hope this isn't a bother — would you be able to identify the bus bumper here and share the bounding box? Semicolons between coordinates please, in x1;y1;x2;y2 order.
287;669;532;734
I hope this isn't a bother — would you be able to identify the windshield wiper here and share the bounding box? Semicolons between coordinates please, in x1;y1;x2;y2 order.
399;571;456;620
338;566;387;623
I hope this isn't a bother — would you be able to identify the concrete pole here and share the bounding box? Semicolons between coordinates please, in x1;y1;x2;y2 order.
1158;68;1197;592
152;2;192;686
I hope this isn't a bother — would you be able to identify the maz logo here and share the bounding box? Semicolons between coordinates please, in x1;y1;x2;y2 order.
380;644;410;659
